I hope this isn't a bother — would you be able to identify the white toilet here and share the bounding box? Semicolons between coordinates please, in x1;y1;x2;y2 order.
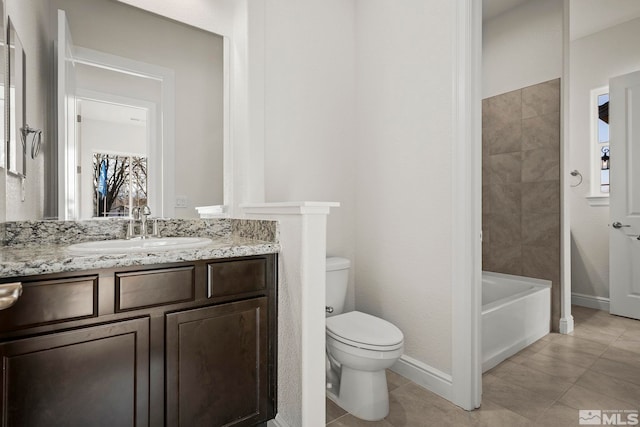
325;257;404;421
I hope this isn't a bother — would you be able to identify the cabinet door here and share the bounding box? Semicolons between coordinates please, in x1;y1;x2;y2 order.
0;318;149;427
166;298;268;427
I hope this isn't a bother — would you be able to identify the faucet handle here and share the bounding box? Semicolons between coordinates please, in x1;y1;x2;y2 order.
141;205;151;217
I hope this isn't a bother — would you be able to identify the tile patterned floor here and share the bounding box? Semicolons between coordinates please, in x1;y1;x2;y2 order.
326;305;640;426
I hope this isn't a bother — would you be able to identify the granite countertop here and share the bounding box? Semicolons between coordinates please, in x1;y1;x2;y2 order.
0;236;280;279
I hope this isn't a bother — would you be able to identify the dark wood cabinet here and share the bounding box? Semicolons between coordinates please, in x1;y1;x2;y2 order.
166;298;268;426
0;317;149;427
0;254;277;427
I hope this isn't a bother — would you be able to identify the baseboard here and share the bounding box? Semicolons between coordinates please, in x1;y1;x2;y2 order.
571;292;610;312
267;414;291;427
559;315;574;334
391;354;453;402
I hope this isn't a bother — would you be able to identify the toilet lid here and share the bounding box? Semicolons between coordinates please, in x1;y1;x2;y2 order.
326;311;404;349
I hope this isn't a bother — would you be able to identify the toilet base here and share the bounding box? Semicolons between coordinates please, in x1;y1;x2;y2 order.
328;366;389;421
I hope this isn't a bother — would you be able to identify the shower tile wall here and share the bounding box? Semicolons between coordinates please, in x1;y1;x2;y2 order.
482;79;561;330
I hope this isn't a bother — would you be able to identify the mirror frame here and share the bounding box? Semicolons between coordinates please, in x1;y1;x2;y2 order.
6;16;25;178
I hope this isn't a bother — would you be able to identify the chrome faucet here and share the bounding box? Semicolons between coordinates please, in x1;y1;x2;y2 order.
128;205;159;239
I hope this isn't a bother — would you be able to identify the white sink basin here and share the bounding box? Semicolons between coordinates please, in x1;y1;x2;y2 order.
67;237;212;255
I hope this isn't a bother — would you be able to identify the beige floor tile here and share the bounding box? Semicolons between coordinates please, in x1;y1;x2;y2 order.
470;399;531;427
506;338;550;364
570;324;621;345
386;382;475;427
558;384;638;411
488;360;572;400
621;328;640;340
590;356;640;386
549;334;609;356
482;374;555;421
610;336;640;354
522;351;588;383
575;370;640;406
534;402;583;427
327;398;348;423
327;414;394;427
386;370;410;392
535;341;600;368
579;316;628;337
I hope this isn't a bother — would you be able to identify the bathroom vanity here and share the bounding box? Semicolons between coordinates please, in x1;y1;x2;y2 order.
0;220;279;427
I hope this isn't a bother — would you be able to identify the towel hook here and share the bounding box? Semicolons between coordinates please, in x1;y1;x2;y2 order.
20;124;43;159
570;170;583;187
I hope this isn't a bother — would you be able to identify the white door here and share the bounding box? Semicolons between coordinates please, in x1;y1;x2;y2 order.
57;9;78;220
609;69;640;319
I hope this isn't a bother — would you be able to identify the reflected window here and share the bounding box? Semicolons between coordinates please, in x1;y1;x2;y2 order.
597;93;610;193
93;153;147;217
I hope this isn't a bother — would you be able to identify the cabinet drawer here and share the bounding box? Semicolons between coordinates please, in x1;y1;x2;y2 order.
207;258;267;298
115;266;195;312
0;276;98;331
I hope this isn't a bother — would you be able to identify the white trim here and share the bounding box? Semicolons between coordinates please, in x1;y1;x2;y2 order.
561;0;574;336
391;355;453;401
241;202;340;216
586;195;610;207
450;0;482;410
267;414;292;427
59;44;176;219
572;292;611;311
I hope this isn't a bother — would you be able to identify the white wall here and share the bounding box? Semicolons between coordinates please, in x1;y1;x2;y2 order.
5;0;50;220
262;0;357;311
569;17;640;298
483;0;563;98
355;0;455;374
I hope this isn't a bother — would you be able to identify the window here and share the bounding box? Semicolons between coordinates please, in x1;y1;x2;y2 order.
587;87;610;206
93;153;147;218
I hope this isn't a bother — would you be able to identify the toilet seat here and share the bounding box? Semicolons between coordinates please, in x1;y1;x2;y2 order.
326;311;404;351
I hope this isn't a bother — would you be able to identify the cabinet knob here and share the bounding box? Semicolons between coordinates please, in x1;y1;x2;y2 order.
0;282;22;310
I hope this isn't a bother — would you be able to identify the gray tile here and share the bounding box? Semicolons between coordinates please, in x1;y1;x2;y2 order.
522;181;560;214
490;152;522;184
522;79;560;119
484;89;522;126
470;399;532;427
548;334;609;357
489;360;572;400
534;402;583;427
522;213;560;247
327;398;348;423
522;244;560;283
489;183;522;214
522;351;588;383
482;374;555;420
559;384;638;411
386;382;474;427
590;356;640;386
570;325;621;346
522;113;560;151
488;213;521;246
575;370;640;406
386;369;410;392
486;121;523;155
535;341;600;369
521;148;559;182
327;414;393;427
485;244;522;276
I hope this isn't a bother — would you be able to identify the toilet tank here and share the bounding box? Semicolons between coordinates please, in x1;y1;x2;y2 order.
326;257;350;317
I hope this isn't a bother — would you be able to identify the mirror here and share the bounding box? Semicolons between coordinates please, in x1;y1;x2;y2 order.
7;17;25;178
0;0;4;170
7;0;225;220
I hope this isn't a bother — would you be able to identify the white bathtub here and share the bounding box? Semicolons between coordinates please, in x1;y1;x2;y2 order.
482;271;551;372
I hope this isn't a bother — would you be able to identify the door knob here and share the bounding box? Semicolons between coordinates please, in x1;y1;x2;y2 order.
612;221;630;229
